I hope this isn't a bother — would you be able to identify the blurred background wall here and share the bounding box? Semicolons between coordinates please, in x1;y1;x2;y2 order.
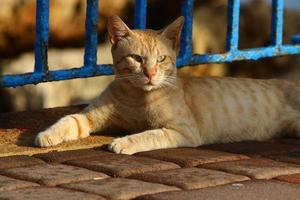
0;0;299;111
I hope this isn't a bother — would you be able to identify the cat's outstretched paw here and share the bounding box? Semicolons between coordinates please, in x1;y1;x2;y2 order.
109;137;136;155
35;131;62;147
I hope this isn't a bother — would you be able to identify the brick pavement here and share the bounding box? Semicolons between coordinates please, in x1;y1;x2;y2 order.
65;151;180;177
0;145;299;200
0;106;300;199
136;180;300;200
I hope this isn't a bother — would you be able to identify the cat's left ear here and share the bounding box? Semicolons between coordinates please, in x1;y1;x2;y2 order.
161;16;185;50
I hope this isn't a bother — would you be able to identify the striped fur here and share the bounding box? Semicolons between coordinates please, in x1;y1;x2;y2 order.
35;16;300;154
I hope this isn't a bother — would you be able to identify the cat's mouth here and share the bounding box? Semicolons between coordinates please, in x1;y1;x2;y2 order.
143;85;155;91
144;78;155;86
146;82;154;86
143;81;158;91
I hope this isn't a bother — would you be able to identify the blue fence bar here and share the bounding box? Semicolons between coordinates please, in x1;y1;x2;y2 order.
271;0;284;46
292;35;300;44
178;0;194;63
183;45;300;66
84;0;99;68
226;0;240;51
1;65;113;88
1;0;300;88
134;0;147;29
34;0;49;73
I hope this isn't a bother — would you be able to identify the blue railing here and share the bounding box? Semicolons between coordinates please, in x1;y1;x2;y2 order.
1;0;300;88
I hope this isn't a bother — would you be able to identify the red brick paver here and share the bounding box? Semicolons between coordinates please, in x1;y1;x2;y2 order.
0;187;104;200
0;174;39;192
62;178;179;200
34;149;105;163
137;148;249;167
203;158;300;179
130;167;249;190
267;151;300;165
202;140;300;157
276;173;300;184
0;164;109;186
66;151;179;177
277;138;300;146
0;155;45;169
136;180;300;200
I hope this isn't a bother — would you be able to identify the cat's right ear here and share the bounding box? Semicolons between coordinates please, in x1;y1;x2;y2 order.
107;15;132;45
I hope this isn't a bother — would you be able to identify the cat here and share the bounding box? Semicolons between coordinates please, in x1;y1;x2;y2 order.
35;15;300;154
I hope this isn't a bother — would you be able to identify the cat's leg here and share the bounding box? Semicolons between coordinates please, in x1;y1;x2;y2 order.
109;128;201;155
35;113;92;147
35;102;115;147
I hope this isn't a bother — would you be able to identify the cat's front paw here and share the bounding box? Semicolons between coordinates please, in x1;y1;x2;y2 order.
109;137;137;155
35;131;63;147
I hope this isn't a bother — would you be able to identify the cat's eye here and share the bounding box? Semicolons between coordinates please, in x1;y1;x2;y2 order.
157;55;166;63
129;54;143;63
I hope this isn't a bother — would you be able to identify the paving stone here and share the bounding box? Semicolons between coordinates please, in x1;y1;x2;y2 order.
62;178;179;200
130;167;249;190
0;187;104;200
34;149;105;163
0;155;45;169
0;174;39;192
277;138;300;146
276;173;300;184
135;180;300;200
203;158;300;179
137;148;249;167
202;140;300;157
65;151;179;177
267;151;300;165
0;164;109;186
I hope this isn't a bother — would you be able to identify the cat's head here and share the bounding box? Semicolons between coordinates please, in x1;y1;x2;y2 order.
107;15;184;91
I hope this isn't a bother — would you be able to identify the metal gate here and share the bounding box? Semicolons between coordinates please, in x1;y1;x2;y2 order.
0;0;299;88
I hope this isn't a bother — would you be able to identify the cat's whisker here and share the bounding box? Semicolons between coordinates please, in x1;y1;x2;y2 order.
116;74;141;79
165;77;178;83
165;75;177;79
162;80;178;89
164;77;178;85
165;75;177;80
115;75;144;81
164;80;177;87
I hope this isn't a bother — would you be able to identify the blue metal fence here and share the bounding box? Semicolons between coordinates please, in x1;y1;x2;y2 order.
1;0;300;88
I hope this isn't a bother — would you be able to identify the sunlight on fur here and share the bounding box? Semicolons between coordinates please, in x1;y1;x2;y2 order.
35;15;300;154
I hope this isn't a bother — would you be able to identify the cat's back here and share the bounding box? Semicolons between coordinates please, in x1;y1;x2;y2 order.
179;76;293;143
180;76;290;112
180;76;287;98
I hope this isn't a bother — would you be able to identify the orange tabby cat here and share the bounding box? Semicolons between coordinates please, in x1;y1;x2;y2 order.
35;15;300;154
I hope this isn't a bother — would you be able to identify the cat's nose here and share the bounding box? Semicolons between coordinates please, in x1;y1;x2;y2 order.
144;67;157;80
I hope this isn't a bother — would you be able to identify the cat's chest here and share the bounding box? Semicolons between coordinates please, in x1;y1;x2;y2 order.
117;101;159;120
115;95;177;131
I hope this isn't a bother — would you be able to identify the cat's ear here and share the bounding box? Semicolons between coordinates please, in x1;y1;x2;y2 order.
161;16;185;50
107;15;132;45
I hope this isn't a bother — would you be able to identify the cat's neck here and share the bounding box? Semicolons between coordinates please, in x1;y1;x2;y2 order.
112;79;180;100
